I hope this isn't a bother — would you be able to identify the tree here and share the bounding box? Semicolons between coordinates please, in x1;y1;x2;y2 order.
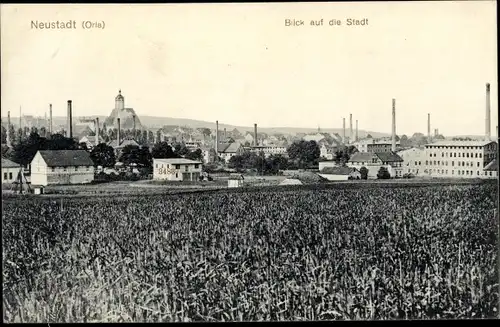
198;128;212;138
360;166;368;180
174;142;189;156
1;126;7;144
377;166;391;179
185;148;203;162
400;134;409;147
151;141;179;159
119;145;140;166
90;143;116;168
287;140;320;168
366;134;373;139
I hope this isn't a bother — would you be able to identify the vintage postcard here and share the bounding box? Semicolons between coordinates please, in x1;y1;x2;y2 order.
1;1;498;322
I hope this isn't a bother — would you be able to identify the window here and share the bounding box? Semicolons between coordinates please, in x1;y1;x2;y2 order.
475;153;478;158
446;170;448;174
454;153;456;158
479;153;482;158
185;165;189;172
155;164;158;168
9;172;12;179
175;173;178;178
86;166;90;171
425;160;428;165
452;161;454;166
63;167;67;171
477;171;480;176
175;165;180;169
75;166;79;171
51;167;55;172
195;164;199;169
452;170;454;175
3;172;7;179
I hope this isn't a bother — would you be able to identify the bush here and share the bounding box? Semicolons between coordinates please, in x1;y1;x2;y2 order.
377;167;391;179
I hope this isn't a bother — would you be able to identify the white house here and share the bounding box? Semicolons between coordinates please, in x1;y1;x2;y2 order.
2;157;19;184
153;158;202;181
348;152;404;178
397;147;425;176
30;150;95;186
319;166;362;181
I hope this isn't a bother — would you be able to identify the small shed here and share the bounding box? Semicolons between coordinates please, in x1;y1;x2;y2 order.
228;174;244;188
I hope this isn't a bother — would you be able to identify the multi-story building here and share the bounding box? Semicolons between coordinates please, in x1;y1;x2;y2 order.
217;142;245;163
353;139;401;153
153;158;202;181
249;144;288;158
423;140;497;178
397;147;425;176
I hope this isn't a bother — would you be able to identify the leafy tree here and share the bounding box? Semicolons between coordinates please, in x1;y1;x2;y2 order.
198;128;212;137
151;141;179;159
174;142;189;156
400;134;409;147
1;126;6;143
360;166;369;180
366;134;373;139
185;148;203;162
90;143;116;168
377;166;391;179
119;145;140;166
435;134;445;140
244;141;250;147
138;146;153;168
287;140;320;168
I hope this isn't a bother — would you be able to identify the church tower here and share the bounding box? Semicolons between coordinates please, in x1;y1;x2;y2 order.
115;89;124;110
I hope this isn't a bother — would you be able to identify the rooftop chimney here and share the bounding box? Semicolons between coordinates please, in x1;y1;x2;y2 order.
427;113;431;143
355;119;358;142
349;114;353;143
254;123;258;146
486;83;491;141
67;100;73;139
391;98;396;152
49;104;53;135
95;118;100;147
117;118;121;146
342;118;346;144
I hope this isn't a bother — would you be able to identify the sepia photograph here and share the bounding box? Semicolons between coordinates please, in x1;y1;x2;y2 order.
1;1;498;322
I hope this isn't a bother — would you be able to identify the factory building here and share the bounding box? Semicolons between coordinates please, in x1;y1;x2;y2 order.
30;150;95;186
397;147;425;176
423;140;497;178
353;139;401;153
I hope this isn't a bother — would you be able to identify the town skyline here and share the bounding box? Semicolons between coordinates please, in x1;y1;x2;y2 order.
1;2;497;137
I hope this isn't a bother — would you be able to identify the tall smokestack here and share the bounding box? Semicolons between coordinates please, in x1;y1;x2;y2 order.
117;118;121;146
132;114;136;137
49;104;53;135
427;113;431;143
95;118;100;147
224;128;227;142
355;119;358;142
342;118;346;144
215;120;219;153
67;100;73;139
6;111;11;147
391;98;396;152
486;83;491;141
349;114;353;143
254;123;258;146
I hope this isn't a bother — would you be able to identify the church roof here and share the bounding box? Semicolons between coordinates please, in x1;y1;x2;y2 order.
115;89;124;101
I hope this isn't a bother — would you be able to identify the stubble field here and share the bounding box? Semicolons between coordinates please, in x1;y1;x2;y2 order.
2;182;498;322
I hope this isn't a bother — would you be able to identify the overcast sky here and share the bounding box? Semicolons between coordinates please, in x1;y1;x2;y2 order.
1;2;497;136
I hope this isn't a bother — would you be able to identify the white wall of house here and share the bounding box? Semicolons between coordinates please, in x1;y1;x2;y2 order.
30;152;95;186
153;159;202;181
1;167;18;184
318;174;349;181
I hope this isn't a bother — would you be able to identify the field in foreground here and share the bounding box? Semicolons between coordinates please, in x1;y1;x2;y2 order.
2;183;498;322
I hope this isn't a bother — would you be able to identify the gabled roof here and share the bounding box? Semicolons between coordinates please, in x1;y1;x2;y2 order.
375;152;404;162
80;135;105;144
321;166;356;175
108;139;139;148
2;157;19;168
484;159;497;171
218;142;242;153
349;152;376;162
38;150;94;167
154;158;202;165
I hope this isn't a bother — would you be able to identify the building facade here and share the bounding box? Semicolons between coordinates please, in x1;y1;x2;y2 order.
354;139;401;153
217;142;246;163
423;140;498;178
30;150;95;186
153;158;202;181
250;144;288;158
348;152;404;178
1;158;19;183
397;147;425;176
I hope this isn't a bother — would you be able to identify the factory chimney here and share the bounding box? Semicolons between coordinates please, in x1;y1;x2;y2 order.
95;118;100;147
349;114;353;143
132;114;136;137
342;118;346;144
254;123;258;146
49;104;53;135
486;83;491;141
355;119;358;142
67;100;73;139
427;113;431;143
224;128;227;142
215;120;219;153
117;117;121;146
6;111;11;147
391;98;396;153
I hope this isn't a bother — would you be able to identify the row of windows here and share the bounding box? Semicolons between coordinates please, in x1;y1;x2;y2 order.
429;169;495;176
3;172;13;180
50;166;91;172
428;146;487;150
425;160;482;168
155;164;200;170
428;152;483;158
